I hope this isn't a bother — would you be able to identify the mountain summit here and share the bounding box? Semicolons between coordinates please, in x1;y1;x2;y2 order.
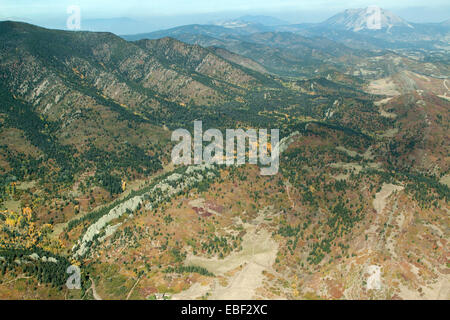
323;6;414;32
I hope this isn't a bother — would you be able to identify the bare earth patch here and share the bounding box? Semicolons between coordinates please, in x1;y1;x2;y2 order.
366;78;400;96
174;208;279;300
373;183;404;215
399;273;450;300
439;174;450;187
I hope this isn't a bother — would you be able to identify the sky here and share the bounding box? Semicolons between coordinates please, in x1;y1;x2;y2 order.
1;0;449;34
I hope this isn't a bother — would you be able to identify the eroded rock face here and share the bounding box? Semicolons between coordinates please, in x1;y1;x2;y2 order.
279;131;301;154
72;164;217;258
73;195;143;258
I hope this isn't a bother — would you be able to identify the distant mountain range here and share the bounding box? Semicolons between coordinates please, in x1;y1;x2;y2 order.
442;19;450;26
124;7;449;49
121;7;448;78
213;15;289;28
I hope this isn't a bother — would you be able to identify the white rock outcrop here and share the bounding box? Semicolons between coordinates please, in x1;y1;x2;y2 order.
73;164;217;258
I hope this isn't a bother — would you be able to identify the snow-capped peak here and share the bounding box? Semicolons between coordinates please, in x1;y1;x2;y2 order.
324;6;414;32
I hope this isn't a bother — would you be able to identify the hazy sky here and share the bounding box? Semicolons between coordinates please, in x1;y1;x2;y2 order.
1;0;449;32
